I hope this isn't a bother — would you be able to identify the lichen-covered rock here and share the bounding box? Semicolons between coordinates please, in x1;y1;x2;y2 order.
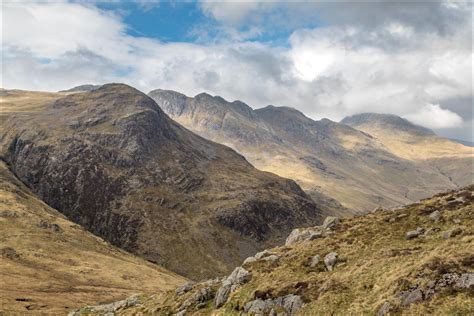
181;287;214;310
176;282;194;296
323;216;340;229
214;267;252;308
406;227;424;239
68;294;141;316
244;294;304;315
285;227;325;246
377;301;392;316
428;210;441;222
324;252;338;271
310;254;320;267
399;288;423;307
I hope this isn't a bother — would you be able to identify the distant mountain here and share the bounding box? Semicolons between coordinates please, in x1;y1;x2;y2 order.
0;160;185;314
0;84;323;280
341;113;435;136
149;90;472;213
59;84;101;93
450;138;474;147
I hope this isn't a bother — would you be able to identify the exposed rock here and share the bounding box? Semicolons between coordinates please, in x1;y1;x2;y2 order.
456;273;474;289
323;216;340;229
377;301;392;316
255;249;276;260
214;267;252;308
263;255;280;262
243;256;258;265
176;282;194;296
324;252;338;271
244;294;303;315
310;254;321;267
406;227;424;239
175;310;186;316
181;287;213;309
285;227;325;246
441;228;462;239
69;295;140;316
399;288;423;307
428;210;441;222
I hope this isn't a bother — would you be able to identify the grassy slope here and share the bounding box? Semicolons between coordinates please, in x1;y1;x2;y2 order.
113;186;473;315
0;161;186;314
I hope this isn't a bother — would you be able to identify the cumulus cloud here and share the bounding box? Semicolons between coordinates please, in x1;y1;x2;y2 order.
1;1;472;140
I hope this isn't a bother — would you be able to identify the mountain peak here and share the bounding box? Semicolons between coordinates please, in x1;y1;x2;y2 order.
341;113;435;136
59;84;102;93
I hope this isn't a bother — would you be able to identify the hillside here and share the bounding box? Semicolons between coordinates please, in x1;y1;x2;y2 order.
0;160;185;314
341;113;473;187
75;186;473;315
148;90;470;213
0;84;324;280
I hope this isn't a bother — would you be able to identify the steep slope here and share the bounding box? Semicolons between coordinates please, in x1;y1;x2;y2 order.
0;160;185;314
0;84;323;280
341;113;473;187
149;90;466;212
81;186;473;315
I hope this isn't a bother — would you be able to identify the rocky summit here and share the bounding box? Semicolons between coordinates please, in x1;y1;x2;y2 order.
0;84;323;280
149;90;472;213
74;185;474;315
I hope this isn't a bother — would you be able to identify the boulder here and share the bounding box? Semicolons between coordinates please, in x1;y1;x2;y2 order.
214;267;252;308
244;294;304;315
244;299;273;314
324;252;338;271
323;216;340;229
214;281;232;308
263;255;280;262
176;282;194;296
227;267;252;285
456;273;474;289
399;288;423;307
406;227;424;239
310;254;320;267
274;294;304;314
377;301;392;316
441;227;462;239
181;287;213;309
285;227;325;246
428;210;441;222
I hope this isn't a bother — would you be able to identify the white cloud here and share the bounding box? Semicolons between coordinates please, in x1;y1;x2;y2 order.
404;104;463;129
1;1;472;140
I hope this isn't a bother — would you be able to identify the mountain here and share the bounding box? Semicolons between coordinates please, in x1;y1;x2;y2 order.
59;84;102;93
342;113;473;188
148;90;470;213
0;160;185;314
0;84;324;280
450;139;474;147
74;185;474;315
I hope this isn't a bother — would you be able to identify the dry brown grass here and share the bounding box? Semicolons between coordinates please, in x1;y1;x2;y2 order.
0;161;186;314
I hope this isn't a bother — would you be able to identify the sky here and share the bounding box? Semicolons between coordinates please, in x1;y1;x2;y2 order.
1;1;473;141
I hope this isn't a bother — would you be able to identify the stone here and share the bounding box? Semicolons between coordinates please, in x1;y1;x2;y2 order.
227;267;252;285
175;310;186;316
455;273;474;289
323;216;340;229
276;294;303;314
428;210;441;222
244;299;273;314
263;255;280;262
406;227;424;239
243;256;258;265
214;281;232;308
1;247;20;260
441;227;462;239
377;301;392;316
399;289;423;307
255;249;274;259
181;287;213;309
310;254;320;267
176;282;194;296
324;252;338;271
285;227;324;246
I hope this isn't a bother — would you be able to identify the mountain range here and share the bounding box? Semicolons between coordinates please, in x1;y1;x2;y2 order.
149;89;473;213
0;84;472;314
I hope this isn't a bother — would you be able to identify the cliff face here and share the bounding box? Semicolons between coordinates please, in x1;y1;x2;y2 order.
0;84;323;279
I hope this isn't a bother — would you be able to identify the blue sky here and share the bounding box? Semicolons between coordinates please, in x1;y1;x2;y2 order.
2;1;472;141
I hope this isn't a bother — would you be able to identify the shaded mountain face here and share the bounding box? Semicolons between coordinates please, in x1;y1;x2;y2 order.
149;90;471;213
0;161;185;314
0;84;323;279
